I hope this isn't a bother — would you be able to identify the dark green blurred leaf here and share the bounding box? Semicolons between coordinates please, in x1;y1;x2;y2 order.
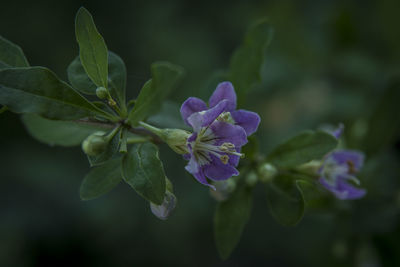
364;79;400;154
0;35;29;68
265;174;305;226
146;101;187;129
241;135;259;161
21;114;104;146
88;128;120;166
0;67;111;120
67;51;126;110
266;131;338;168
75;7;108;88
121;143;166;205
229;19;273;104
80;158;122;200
214;183;253;260
128;62;184;126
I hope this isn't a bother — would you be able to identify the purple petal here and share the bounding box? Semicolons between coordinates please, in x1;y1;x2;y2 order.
332;123;344;139
231;109;261;136
209;82;237;111
320;178;366;200
203;155;239;181
185;156;215;189
180;97;208;126
187;100;228;132
210;121;248;147
330;150;365;171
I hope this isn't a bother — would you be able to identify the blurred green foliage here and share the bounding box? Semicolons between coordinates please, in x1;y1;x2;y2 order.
0;0;399;266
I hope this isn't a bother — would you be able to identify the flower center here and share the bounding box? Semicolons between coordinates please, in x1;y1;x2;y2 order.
322;159;360;186
189;127;243;166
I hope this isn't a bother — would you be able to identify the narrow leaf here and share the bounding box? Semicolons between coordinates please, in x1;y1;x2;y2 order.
22;114;105;146
128;62;184;126
75;7;108;88
228;19;273;103
265;174;305;226
0;67;111;120
0;36;29;68
80;158;122;200
266;130;338;168
121;143;166;204
214;183;253;260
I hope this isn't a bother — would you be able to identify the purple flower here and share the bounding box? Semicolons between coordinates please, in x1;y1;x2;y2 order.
180;82;260;187
319;150;366;200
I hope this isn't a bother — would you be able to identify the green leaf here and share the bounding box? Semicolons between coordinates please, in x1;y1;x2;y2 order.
21;114;105;146
266;131;338;168
128;62;184;126
88;128;121;166
0;67;111;120
121;142;166;205
80;158;122;200
228;19;273;103
364;79;400;154
67;51;126;109
0;36;29;68
75;7;108;88
214;183;253;260
265;174;305;226
146;101;188;129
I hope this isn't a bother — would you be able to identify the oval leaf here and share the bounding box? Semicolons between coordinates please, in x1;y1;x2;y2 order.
80;158;122;200
214;183;253;260
0;67;110;120
266;130;338;168
128;62;184;126
0;35;29;68
265;174;305;226
121;143;166;205
75;7;108;88
229;19;273;104
22;114;105;146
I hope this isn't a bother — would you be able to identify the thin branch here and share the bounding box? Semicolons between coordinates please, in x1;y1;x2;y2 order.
74;118;163;143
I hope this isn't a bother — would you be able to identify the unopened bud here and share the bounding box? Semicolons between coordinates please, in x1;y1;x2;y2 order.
210;179;236;201
246;171;258;187
96;87;109;99
82;131;107;156
160;128;190;155
258;163;277;183
150;191;177;220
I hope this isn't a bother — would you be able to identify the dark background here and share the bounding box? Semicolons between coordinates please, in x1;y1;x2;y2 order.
1;0;400;266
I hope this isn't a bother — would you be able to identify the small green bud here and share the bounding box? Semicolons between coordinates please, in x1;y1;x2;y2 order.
258;163;278;183
150;191;177;220
245;171;258;187
82;131;107;156
96;87;108;99
160;128;190;155
210;179;236;201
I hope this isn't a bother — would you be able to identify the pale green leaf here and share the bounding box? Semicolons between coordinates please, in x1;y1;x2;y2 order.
0;35;29;68
75;7;108;88
121;142;166;205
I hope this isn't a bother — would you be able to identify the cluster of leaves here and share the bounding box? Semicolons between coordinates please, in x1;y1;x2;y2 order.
0;7;350;261
0;7;184;207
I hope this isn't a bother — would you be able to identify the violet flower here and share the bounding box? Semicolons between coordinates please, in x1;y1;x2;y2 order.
180;82;260;187
319;150;366;200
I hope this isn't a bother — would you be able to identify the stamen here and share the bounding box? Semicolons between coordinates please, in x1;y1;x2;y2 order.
220;155;229;164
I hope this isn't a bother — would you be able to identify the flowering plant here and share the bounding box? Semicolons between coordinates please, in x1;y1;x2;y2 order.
1;7;384;261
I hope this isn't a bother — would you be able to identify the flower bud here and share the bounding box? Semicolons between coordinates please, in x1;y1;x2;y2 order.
245;171;258;187
258;163;277;183
210;179;236;201
82;131;107;156
150;191;177;220
160;128;190;154
96;87;109;99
